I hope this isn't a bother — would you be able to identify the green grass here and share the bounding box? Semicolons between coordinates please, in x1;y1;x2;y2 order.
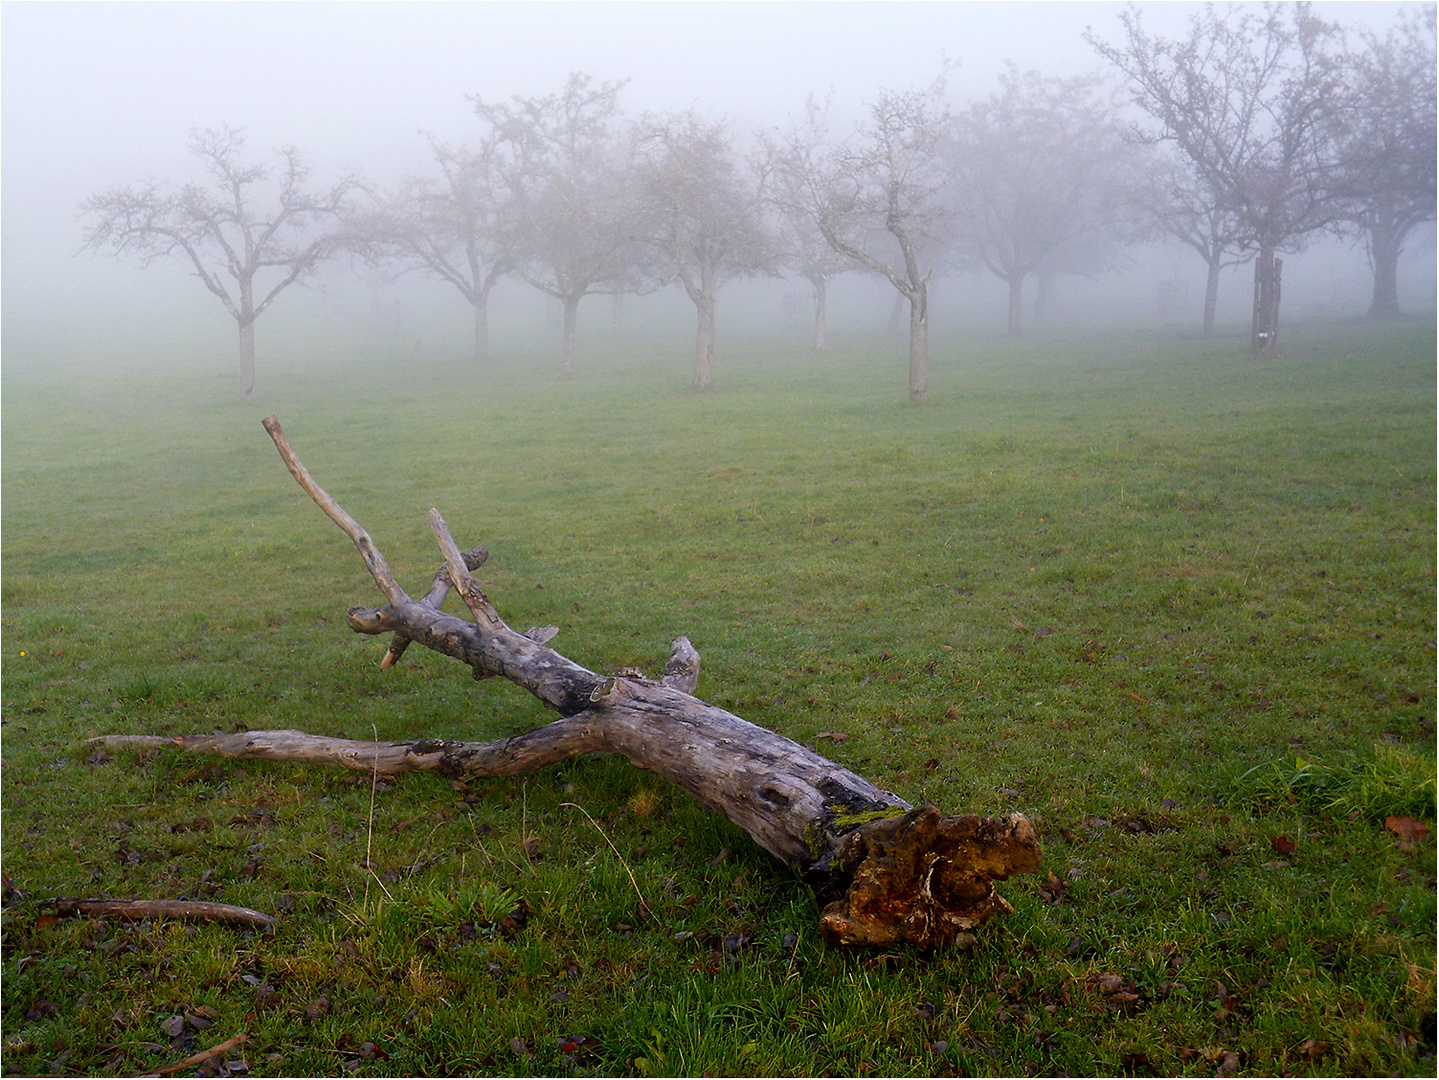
2;320;1435;1076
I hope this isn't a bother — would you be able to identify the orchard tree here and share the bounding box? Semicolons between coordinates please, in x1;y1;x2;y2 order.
1090;3;1350;355
774;208;853;352
634;112;773;391
1132;150;1255;335
1335;7;1436;318
772;79;955;403
949;66;1140;336
356;131;516;363
476;73;640;378
756;100;857;352
80;126;356;399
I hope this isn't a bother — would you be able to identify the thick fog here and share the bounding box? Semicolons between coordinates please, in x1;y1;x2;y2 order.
3;2;1431;374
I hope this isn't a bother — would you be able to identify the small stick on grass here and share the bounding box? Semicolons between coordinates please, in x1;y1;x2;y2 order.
44;898;275;931
150;1032;248;1076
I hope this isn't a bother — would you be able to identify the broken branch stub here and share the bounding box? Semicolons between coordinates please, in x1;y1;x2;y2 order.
101;416;1042;949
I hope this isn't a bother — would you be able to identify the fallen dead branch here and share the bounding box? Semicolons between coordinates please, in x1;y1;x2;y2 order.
95;415;1041;949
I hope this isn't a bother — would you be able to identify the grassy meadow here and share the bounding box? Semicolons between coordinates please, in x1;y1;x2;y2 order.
2;319;1435;1076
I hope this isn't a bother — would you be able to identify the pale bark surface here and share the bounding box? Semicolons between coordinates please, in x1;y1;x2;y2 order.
809;274;829;351
100;416;1042;949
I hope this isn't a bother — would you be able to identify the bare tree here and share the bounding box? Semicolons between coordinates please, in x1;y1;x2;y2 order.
1090;3;1351;355
634;112;773;390
1131;151;1255;335
756;101;857;352
80;126;356;399
1334;7;1437;319
476;73;640;378
949;66;1141;336
771;81;955;403
355;131;516;364
781;220;853;353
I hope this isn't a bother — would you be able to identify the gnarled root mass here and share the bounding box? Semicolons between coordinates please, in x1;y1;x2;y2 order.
96;416;1041;950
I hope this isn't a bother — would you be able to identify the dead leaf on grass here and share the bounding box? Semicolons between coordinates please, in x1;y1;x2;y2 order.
1270;834;1299;855
1119;1051;1155;1074
1037;871;1068;906
1214;1049;1242;1074
1385;816;1430;842
815;731;848;742
1212;981;1241;1021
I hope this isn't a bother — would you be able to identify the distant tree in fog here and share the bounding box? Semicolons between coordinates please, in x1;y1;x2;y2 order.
476;73;640;378
772;205;853;352
79;126;356;400
756;100;857;352
1090;4;1351;355
354;131;517;363
948;66;1140;336
771;79;955;403
1131;151;1254;335
633;112;773;391
1332;7;1437;319
1029;230;1135;329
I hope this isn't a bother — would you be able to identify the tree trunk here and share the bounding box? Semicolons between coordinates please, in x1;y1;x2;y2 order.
693;291;717;392
237;319;257;401
1006;275;1024;336
908;284;929;404
1366;213;1403;320
472;297;490;364
811;275;829;352
1202;250;1222;336
559;294;581;378
1033;274;1053;329
1251;247;1281;356
100;417;1042;950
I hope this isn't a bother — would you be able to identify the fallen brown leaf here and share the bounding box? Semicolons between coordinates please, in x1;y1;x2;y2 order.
815;731;848;742
1270;834;1299;855
1385;816;1430;842
1037;871;1067;905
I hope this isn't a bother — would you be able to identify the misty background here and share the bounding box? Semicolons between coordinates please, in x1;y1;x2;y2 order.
3;1;1433;377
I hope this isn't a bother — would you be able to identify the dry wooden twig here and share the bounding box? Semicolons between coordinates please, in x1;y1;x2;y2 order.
149;1032;248;1077
45;898;275;932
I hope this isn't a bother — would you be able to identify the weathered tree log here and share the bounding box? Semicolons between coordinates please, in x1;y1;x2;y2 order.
97;415;1041;949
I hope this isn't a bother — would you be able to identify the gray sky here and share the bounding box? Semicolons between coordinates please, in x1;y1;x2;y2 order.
1;1;1422;356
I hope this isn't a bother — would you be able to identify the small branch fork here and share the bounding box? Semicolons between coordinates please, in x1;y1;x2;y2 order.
261;415;403;604
95;416;1041;950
